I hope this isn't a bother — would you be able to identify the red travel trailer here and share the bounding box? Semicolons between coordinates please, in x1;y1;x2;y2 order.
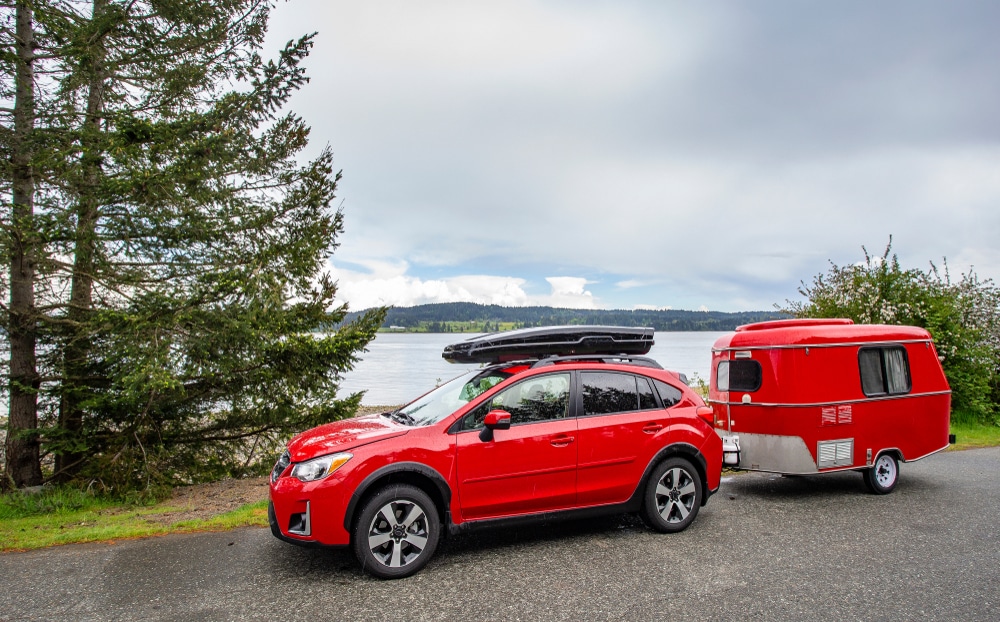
709;319;953;493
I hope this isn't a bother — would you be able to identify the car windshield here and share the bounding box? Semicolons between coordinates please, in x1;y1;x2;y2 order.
391;367;512;427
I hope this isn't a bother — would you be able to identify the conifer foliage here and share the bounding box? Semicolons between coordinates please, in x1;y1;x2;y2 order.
1;1;384;490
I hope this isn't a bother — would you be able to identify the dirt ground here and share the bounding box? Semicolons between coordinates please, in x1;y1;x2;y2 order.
147;476;270;525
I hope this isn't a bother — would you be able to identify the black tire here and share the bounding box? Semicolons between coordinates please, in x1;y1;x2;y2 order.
641;457;703;533
352;484;441;579
863;453;899;495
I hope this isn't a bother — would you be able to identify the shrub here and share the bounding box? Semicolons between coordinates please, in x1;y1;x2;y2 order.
783;241;1000;425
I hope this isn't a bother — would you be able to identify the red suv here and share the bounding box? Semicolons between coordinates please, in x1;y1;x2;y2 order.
269;326;723;578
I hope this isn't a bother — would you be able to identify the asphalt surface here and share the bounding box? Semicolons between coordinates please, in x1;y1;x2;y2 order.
1;447;998;622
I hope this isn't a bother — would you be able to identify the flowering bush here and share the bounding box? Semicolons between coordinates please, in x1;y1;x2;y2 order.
783;241;1000;425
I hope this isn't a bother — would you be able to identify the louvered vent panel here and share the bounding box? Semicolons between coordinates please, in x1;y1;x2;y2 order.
817;439;854;468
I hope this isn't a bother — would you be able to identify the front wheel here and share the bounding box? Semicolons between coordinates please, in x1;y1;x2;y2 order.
641;457;703;533
863;453;899;494
353;484;441;579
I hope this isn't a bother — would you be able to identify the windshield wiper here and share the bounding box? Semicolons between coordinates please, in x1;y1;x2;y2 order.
389;410;417;426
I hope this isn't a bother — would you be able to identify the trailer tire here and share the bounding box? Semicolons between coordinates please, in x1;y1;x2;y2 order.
863;453;898;494
641;457;703;533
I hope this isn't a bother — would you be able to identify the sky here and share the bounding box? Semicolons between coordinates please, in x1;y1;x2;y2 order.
264;0;1000;312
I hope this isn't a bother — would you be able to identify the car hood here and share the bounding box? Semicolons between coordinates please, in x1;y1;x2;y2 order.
287;414;409;461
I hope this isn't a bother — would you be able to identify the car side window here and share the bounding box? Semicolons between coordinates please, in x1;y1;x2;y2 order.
581;372;657;416
460;373;571;430
638;376;658;410
652;378;682;408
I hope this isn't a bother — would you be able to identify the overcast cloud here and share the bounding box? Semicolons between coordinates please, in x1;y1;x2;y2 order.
265;0;1000;312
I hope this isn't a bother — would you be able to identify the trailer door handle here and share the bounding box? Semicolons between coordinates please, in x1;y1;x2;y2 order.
642;423;663;434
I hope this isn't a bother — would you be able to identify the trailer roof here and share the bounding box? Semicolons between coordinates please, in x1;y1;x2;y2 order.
713;318;933;350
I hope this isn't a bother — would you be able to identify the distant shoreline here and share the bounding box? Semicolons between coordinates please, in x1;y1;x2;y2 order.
347;302;786;334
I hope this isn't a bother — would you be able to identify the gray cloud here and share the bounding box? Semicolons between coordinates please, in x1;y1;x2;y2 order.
267;0;1000;311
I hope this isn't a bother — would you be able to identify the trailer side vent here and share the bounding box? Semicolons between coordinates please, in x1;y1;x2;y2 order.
817;439;854;469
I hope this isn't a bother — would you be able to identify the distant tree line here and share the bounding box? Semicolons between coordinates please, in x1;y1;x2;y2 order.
342;303;786;332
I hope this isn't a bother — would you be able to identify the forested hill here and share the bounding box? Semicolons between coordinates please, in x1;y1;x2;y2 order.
342;302;786;332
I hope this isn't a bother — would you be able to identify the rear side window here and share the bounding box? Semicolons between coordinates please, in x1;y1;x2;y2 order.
653;379;683;408
859;346;911;396
717;360;762;392
581;372;658;415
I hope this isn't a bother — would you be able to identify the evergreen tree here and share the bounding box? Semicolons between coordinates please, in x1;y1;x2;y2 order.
2;1;43;487
2;0;383;490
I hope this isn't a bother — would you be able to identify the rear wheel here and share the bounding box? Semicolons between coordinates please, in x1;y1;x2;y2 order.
353;484;440;579
863;453;899;494
641;457;703;533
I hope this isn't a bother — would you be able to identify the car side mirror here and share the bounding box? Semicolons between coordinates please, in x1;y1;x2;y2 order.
479;409;512;442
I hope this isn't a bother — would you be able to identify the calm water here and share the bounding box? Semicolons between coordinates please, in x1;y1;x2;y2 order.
337;331;729;406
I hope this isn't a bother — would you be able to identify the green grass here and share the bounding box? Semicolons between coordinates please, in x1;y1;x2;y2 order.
0;487;268;552
949;420;1000;451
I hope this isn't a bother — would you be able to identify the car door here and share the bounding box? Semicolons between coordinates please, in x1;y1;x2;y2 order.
455;372;577;520
575;371;672;506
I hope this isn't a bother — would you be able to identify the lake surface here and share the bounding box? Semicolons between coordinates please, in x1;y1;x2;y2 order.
337;331;729;406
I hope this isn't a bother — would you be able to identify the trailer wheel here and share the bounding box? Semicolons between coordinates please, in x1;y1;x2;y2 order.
641;457;703;533
863;453;898;494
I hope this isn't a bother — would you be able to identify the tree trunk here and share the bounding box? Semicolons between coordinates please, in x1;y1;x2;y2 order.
54;0;109;481
5;2;42;488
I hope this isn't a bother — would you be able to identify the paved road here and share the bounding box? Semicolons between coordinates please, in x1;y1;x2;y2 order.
1;447;998;622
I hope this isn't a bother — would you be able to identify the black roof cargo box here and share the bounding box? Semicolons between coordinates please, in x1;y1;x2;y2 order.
442;325;654;364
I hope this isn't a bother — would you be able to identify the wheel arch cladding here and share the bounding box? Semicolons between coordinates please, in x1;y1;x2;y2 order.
646;443;710;506
344;462;452;533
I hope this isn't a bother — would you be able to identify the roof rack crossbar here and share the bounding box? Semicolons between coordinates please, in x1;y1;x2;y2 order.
530;355;663;370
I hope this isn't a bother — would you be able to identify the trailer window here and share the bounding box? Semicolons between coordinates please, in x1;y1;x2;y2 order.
717;360;762;392
859;346;911;396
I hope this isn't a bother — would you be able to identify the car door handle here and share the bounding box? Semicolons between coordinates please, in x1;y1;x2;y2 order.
642;423;663;434
550;435;575;447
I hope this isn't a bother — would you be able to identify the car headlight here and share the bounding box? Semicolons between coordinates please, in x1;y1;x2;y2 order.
290;452;353;482
271;451;291;483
